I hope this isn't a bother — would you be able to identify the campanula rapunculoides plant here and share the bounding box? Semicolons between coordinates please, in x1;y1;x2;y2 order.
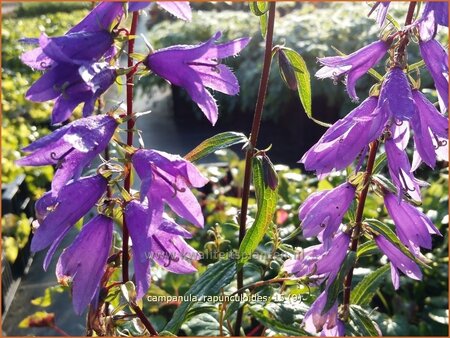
12;1;448;337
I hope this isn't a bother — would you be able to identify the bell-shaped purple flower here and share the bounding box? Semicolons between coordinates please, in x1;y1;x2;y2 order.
410;90;449;170
21;31;114;71
375;235;422;290
315;40;390;101
25;61;117;124
31;174;107;270
385;137;422;202
125;200;200;299
300;96;387;178
129;1;192;21
17;114;118;194
298;183;356;245
144;32;250;125
378;66;416;121
132;149;209;227
384;192;441;257
284;231;350;284
56;214;113;315
419;2;448;41
303;290;342;334
419;39;449;112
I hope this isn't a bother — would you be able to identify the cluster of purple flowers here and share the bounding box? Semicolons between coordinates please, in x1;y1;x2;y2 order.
285;2;447;335
18;1;250;315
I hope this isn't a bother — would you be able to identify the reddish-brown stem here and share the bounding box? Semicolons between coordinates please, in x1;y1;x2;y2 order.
130;302;159;336
234;2;276;336
49;323;70;337
122;11;139;284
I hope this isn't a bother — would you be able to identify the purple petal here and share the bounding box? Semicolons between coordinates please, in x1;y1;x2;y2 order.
68;2;124;33
194;64;239;95
56;215;113;315
202;37;251;59
184;76;219;126
157;1;192;21
128;2;150;12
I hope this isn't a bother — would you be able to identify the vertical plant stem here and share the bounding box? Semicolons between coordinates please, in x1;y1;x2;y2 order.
342;140;379;314
342;1;417;317
121;12;159;336
234;3;276;335
122;11;139;284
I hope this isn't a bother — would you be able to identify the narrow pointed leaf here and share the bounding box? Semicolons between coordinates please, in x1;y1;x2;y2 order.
248;307;309;336
349;305;380;336
238;157;278;268
350;264;390;306
184;132;248;162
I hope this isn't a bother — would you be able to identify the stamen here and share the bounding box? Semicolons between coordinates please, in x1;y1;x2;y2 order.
187;59;221;73
151;165;186;197
394;120;403;126
152;236;179;267
50;147;76;169
398;170;416;192
433;133;447;150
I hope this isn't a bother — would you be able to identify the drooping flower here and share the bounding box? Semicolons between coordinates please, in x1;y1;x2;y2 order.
418;2;448;41
56;214;113;315
385;137;422;202
410;89;449;170
144;32;251;125
17;114;118;193
284;231;350;284
68;1;124;34
378;66;416;121
31;174;108;270
129;1;192;21
132;149;209;227
384;192;441;257
125;200;200;299
419;39;449;112
21;31;114;71
315;40;390;101
300;96;387;177
303;289;342;334
26;61;117;124
298;183;356;245
374;235;422;290
368;1;391;27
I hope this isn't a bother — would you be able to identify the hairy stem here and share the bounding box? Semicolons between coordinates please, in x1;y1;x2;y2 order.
122;11;139;284
130;302;159;336
234;3;276;335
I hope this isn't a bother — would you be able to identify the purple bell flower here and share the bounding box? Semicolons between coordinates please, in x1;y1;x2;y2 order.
31;174;108;270
384;192;441;257
17;114;118;193
25;61;117;124
300;96;387;178
369;2;391;27
69;2;124;34
284;231;350;284
132;149;209;227
144;32;250;125
410;90;449;170
125;200;200;299
385;137;422;202
303;290;342;334
56;214;113;315
129;1;192;21
419;39;449;112
375;235;422;290
298;183;356;245
315;40;390;101
378;66;416;121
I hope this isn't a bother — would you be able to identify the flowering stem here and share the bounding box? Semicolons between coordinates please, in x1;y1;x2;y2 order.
342;140;379;317
234;3;276;335
122;11;139;284
130;302;159;336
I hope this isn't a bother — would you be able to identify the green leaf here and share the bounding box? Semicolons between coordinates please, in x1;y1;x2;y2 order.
31;285;65;308
350;264;390;306
248;307;308;336
323;251;357;313
357;240;378;258
184;132;248;162
163;259;236;334
260;12;268;38
349;305;380;336
372;153;387;175
238;157;278;267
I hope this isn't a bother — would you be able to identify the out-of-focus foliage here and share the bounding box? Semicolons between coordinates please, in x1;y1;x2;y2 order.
2;213;31;263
